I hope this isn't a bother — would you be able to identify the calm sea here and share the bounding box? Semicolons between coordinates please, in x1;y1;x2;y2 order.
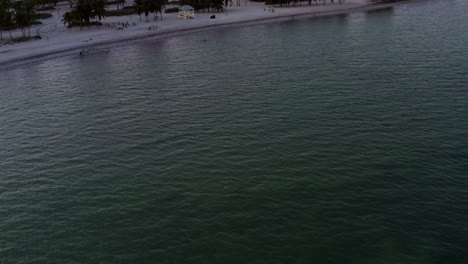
1;0;468;263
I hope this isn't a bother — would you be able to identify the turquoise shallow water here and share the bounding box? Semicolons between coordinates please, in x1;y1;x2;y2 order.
1;0;468;263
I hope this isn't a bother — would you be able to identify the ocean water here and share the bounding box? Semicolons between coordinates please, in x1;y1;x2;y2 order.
1;0;468;263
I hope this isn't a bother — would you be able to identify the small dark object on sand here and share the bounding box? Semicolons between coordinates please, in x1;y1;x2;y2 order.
210;15;216;19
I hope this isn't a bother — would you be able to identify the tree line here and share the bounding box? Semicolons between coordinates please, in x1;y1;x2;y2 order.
366;0;405;3
179;0;227;13
133;0;166;22
265;0;345;7
62;0;233;27
0;0;53;40
62;0;107;27
2;0;352;40
62;0;167;27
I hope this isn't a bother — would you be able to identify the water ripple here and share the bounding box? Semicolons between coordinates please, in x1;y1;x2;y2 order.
1;1;468;263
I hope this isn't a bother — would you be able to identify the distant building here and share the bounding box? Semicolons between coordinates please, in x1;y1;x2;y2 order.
178;5;195;20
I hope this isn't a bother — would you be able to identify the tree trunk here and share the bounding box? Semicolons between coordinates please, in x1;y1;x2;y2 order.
9;30;13;40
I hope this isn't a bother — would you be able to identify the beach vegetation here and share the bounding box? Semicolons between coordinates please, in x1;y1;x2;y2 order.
366;0;406;3
6;34;41;43
265;0;291;7
66;0;75;8
178;0;228;12
35;5;55;11
264;0;345;6
0;0;14;40
0;0;53;39
133;0;166;22
164;6;178;13
106;6;137;16
34;0;58;9
13;0;37;37
62;0;107;28
106;0;126;9
33;12;53;19
134;0;143;20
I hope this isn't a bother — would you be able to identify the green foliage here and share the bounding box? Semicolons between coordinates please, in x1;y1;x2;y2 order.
0;0;13;40
62;0;107;27
106;0;126;5
366;0;405;3
0;0;10;26
33;12;53;19
106;7;138;16
134;0;143;17
179;0;226;12
0;0;50;38
6;35;41;44
133;0;166;21
265;0;291;7
164;6;178;13
62;10;77;26
67;0;75;8
13;0;37;36
34;0;59;8
211;0;223;12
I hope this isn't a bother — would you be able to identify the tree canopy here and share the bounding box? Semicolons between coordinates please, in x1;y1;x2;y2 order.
178;0;226;12
0;0;38;39
133;0;166;21
62;0;107;28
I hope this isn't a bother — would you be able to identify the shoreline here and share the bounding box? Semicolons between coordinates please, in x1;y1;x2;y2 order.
0;0;423;70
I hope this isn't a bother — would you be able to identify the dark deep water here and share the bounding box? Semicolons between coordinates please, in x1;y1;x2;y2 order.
1;0;468;263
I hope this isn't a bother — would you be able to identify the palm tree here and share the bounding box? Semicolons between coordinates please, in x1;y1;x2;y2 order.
211;0;223;12
92;0;106;23
139;0;165;22
14;0;36;37
0;0;9;40
134;0;143;21
67;0;76;8
142;0;151;22
62;10;78;28
62;0;106;29
152;0;166;20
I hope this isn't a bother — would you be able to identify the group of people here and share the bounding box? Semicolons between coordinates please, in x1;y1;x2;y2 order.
103;21;136;31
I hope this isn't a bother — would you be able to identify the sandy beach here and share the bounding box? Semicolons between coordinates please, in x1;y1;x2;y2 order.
0;0;400;68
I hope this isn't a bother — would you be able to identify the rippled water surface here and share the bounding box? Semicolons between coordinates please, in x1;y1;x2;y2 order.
1;0;468;263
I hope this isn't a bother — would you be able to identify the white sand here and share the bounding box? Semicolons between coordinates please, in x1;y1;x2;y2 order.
0;0;396;67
